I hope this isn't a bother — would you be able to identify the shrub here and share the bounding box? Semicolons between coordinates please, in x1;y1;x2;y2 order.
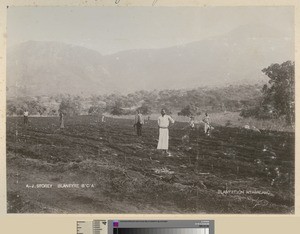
137;104;151;115
178;104;201;116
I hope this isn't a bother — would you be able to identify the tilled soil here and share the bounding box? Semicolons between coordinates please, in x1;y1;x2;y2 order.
6;116;294;213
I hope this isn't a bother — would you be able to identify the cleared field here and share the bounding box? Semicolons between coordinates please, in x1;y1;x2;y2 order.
6;115;294;213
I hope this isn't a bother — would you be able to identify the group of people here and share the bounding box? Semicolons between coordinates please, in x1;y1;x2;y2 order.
23;109;66;129
189;112;212;135
134;109;212;156
22;108;212;157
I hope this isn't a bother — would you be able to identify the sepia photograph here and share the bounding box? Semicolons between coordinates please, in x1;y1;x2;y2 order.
6;6;295;214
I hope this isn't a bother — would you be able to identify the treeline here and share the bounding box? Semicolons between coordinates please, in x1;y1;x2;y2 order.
240;61;295;124
6;84;262;117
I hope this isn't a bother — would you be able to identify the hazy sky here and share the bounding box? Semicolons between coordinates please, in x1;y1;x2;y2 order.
7;6;294;54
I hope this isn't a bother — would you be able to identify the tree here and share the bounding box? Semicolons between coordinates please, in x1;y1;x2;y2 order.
88;101;106;115
110;105;124;115
88;100;106;115
25;99;47;115
6;102;17;116
261;61;295;124
137;104;151;115
110;101;124;115
178;104;201;116
59;96;82;116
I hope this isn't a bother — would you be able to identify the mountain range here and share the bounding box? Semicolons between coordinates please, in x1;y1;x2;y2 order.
7;24;294;97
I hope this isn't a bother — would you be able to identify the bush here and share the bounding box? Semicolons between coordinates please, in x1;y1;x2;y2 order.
159;106;173;115
225;120;232;127
240;106;276;120
6;98;48;116
178;104;201;116
110;106;125;115
88;106;105;115
137;104;151;115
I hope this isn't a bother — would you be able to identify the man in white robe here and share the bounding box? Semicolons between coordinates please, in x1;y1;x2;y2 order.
157;109;175;155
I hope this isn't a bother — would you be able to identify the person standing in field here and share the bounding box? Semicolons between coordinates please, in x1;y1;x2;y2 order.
101;114;106;123
59;111;65;129
189;115;195;130
133;110;144;136
157;109;175;156
202;112;211;136
23;109;29;125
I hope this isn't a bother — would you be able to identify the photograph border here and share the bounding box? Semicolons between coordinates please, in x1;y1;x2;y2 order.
0;0;299;233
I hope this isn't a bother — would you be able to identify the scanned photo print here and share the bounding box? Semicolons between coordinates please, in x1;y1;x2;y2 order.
6;6;295;213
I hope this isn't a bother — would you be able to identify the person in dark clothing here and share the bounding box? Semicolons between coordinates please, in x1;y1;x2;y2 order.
23;109;29;125
133;110;144;136
59;111;65;129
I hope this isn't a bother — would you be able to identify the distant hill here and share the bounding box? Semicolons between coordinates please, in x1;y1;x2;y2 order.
7;24;293;97
7;41;116;96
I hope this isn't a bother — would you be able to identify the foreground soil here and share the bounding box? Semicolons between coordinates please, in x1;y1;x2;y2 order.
6;116;294;213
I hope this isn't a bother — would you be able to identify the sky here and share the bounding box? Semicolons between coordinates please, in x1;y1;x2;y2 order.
7;6;294;55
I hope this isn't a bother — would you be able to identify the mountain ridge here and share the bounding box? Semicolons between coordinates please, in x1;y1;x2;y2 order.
7;24;293;97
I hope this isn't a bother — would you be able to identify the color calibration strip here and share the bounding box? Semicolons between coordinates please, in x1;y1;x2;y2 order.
77;220;107;234
113;228;210;234
77;220;214;234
